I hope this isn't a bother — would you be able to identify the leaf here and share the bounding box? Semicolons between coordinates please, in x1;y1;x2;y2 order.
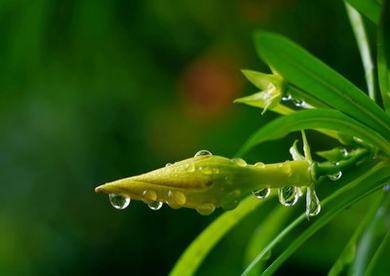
241;161;390;275
345;2;376;101
243;206;291;276
345;0;381;24
236;109;390;157
377;0;390;112
350;189;390;275
328;194;383;276
254;32;390;139
169;196;267;276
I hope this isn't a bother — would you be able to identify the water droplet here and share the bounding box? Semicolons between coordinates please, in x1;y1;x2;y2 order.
341;148;349;158
292;98;306;108
306;187;321;217
196;203;215;215
232;158;247;167
194;150;212;157
282;94;292;101
253;187;270;199
278;186;299;207
168;190;186;206
328;171;342;181
165;162;173;167
109;194;130;210
254;162;265;168
142;190;157;201
148;201;163;210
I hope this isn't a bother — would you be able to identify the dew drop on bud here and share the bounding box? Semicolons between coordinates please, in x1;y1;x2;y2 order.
278;186;299;207
232;158;247;167
194;150;212;157
148;201;163;211
306;187;321;217
328;171;342;181
165;162;173;167
109;193;130;210
196;203;215;215
253;187;270;199
254;162;265;168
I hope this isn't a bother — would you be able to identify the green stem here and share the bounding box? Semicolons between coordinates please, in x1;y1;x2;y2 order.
345;1;376;101
314;148;370;177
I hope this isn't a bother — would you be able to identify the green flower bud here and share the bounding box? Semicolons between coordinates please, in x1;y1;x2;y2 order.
95;152;313;215
234;70;290;115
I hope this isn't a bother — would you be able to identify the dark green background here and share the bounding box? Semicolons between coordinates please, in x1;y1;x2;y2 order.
0;0;385;275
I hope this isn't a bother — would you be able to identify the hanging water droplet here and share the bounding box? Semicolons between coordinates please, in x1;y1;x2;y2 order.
167;190;187;207
306;187;321;217
253;187;270;199
232;158;247;167
194;150;212;157
165;162;173;167
328;171;342;181
196;203;215;215
148;201;163;210
282;94;292;101
278;186;299;207
109;193;130;210
142;190;157;201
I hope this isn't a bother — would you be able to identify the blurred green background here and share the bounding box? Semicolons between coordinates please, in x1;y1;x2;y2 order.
1;0;386;275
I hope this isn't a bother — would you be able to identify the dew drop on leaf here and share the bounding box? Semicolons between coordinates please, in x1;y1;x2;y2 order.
328;171;342;181
282;94;292;101
194;150;213;157
306;187;321;217
252;187;270;199
148;201;163;211
109;193;130;210
278;186;299;206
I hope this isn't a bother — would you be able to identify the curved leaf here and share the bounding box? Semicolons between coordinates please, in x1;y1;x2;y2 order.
169;196;268;276
237;109;390;157
378;0;390;112
254;31;390;139
345;0;381;24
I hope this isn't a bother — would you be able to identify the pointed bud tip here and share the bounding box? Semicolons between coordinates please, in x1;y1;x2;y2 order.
95;185;105;193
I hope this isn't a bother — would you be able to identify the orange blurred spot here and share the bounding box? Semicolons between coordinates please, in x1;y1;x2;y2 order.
179;55;243;120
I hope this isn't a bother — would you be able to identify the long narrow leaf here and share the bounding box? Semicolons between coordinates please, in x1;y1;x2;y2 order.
169;196;269;276
377;0;390;112
254;32;390;139
237;109;390;157
328;194;383;276
350;189;390;275
243;206;291;276
345;2;376;101
345;0;381;24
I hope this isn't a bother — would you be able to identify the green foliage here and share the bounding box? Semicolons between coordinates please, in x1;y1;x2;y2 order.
170;1;390;275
